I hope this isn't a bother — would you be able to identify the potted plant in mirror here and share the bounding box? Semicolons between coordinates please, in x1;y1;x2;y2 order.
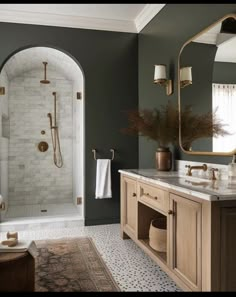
121;101;178;171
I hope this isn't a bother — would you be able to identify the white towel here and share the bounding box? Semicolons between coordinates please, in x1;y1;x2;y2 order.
95;159;112;199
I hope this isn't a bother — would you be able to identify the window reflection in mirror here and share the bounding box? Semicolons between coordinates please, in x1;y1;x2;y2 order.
179;14;236;155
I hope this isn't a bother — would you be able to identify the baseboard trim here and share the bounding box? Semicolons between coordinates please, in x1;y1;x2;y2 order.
85;217;120;226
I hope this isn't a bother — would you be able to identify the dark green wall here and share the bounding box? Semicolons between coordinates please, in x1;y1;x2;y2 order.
213;62;236;83
139;4;236;166
0;22;138;225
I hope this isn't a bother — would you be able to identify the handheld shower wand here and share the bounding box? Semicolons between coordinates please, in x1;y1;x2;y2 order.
48;92;63;168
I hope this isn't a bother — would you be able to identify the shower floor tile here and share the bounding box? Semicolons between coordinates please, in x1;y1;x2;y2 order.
5;204;41;218
5;203;78;219
40;203;78;216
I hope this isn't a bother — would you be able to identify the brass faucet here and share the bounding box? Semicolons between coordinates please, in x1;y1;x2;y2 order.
185;164;208;176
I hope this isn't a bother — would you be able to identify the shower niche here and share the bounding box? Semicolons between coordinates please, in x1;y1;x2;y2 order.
0;46;84;223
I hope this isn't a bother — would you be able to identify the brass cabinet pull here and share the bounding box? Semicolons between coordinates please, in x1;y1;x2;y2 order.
144;192;158;200
168;210;174;215
132;193;136;197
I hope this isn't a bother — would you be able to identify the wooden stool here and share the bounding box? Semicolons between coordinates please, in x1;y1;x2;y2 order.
0;251;35;291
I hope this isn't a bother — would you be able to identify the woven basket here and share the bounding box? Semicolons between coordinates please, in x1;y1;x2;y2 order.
149;217;167;252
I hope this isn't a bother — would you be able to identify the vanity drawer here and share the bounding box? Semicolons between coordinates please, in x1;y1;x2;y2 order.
138;181;169;214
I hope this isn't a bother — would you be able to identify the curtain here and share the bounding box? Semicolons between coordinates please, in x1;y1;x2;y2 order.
212;83;236;152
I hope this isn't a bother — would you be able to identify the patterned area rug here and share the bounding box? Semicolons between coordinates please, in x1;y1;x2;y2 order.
34;237;120;292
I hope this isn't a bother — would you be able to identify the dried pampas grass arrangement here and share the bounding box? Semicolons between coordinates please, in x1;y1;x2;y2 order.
121;101;230;150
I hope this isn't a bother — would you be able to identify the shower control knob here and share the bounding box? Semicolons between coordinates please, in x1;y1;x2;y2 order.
38;141;49;152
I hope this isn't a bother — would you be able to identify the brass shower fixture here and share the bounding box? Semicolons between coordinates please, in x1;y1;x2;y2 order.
40;61;50;84
48;92;63;168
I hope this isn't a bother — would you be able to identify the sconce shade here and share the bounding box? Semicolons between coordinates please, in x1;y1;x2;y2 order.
154;64;167;82
154;64;173;96
180;66;192;88
180;66;192;81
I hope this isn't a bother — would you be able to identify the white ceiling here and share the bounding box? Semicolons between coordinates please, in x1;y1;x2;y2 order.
0;4;166;33
0;4;145;20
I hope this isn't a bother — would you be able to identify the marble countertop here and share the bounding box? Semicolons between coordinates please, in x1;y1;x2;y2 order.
118;169;236;201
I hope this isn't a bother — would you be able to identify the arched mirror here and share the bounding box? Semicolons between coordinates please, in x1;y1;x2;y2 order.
178;13;236;156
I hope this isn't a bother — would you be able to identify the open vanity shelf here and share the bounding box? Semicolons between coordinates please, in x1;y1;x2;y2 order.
120;171;236;292
137;202;167;264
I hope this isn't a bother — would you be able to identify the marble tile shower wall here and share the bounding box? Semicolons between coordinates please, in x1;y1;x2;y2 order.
8;69;73;206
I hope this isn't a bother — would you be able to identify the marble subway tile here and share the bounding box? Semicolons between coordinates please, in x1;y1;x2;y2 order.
8;70;73;205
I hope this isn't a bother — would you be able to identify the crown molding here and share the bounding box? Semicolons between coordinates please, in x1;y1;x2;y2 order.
135;4;166;33
0;9;137;33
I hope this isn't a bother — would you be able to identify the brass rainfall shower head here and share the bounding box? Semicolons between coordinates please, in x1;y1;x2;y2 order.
40;61;50;84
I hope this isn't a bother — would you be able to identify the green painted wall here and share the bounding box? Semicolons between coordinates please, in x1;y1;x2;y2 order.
139;4;236;167
0;22;138;225
213;62;236;83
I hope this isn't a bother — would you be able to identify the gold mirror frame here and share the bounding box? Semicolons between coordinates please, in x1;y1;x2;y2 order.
178;13;236;156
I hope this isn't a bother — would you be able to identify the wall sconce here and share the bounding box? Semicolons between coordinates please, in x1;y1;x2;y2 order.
180;66;192;88
154;64;173;96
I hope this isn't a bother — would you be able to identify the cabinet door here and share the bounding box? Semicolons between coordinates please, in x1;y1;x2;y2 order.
169;193;201;291
220;207;236;291
121;176;137;238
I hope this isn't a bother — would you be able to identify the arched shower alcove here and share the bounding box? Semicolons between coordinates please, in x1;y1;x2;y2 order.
0;46;84;229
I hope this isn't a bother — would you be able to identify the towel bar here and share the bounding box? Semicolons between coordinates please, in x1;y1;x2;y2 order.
92;149;115;161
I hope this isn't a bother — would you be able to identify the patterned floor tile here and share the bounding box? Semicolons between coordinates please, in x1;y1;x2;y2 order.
0;223;181;292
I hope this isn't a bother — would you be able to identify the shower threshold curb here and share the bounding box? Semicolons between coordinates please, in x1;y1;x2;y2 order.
0;216;84;232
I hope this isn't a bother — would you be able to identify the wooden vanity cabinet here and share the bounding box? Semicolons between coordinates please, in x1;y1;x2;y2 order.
220;207;236;291
120;173;236;292
120;176;137;239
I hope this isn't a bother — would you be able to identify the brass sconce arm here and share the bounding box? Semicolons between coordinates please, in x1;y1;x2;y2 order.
154;64;173;96
154;78;173;96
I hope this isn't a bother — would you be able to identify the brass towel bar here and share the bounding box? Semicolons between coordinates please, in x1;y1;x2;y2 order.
92;149;115;161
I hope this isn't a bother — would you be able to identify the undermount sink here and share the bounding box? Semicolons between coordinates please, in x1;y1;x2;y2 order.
151;174;214;190
152;174;211;183
178;177;212;187
178;175;211;183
